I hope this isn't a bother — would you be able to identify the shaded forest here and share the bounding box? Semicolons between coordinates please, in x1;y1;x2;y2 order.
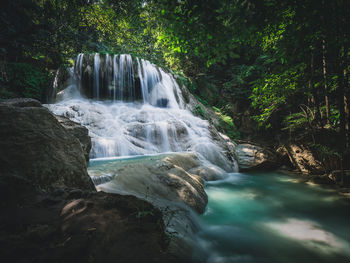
1;0;350;168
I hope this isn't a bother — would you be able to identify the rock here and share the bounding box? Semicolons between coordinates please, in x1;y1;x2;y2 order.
235;142;280;171
284;144;324;174
54;115;92;162
0;97;42;107
156;98;169;107
90;152;209;260
93;153;208;214
0;100;94;190
329;170;350;186
308;175;334;185
188;165;226;181
0;177;180;263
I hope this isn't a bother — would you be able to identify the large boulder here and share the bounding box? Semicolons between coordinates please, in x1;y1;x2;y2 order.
55;115;91;162
89;152;209;259
0;99;94;190
235;142;280;171
91;153;208;213
0;97;42;107
0;175;181;263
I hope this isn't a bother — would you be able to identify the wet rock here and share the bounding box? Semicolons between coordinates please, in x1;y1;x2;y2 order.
0;100;94;190
235;142;279;171
91;152;209;260
156;98;169;108
55;115;92;162
189;165;226;181
95;153;208;214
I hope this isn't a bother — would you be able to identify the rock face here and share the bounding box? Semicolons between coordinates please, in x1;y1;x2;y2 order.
235;142;280;171
55;115;91;162
0;99;94;190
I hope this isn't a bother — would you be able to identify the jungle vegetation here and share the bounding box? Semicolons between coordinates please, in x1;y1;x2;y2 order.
1;0;350;156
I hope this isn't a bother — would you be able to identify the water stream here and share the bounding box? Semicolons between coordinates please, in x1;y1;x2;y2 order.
193;172;350;263
46;53;350;262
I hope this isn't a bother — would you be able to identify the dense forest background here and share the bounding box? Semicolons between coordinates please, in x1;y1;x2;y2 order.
1;0;350;167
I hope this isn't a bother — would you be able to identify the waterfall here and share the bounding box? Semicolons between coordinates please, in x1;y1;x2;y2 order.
46;53;234;172
94;53;100;99
75;53;84;92
113;54;118;101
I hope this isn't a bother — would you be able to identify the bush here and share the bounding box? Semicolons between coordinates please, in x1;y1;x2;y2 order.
0;63;51;100
213;106;240;139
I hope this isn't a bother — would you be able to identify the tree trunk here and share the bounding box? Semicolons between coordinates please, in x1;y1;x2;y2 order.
322;38;330;125
343;44;350;147
309;51;321;125
337;41;347;150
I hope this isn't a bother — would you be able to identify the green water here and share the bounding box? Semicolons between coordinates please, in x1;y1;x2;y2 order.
194;172;350;263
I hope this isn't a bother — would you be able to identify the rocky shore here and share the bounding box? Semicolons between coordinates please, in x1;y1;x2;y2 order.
233;139;350;191
0;98;183;263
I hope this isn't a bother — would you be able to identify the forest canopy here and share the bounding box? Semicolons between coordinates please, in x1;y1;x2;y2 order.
1;0;350;151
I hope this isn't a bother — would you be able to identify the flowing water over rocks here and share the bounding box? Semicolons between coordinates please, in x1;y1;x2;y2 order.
45;54;350;262
46;53;236;259
47;53;234;172
193;172;350;263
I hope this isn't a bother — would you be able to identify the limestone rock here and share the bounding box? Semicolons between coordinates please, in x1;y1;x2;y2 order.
91;153;208;213
0;100;94;190
55;115;91;162
284;144;324;174
235;142;279;171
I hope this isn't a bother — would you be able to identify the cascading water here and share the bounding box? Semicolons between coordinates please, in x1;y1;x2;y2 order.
45;53;350;263
93;53;100;99
47;53;233;172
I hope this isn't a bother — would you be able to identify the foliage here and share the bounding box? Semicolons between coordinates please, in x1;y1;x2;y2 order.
0;63;50;100
213;107;240;139
193;105;207;119
2;0;350;147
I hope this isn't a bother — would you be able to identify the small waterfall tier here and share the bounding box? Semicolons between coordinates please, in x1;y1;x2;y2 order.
74;53;181;108
47;53;234;172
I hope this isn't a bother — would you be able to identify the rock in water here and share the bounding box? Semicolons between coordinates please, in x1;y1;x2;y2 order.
283;143;324;174
0;99;94;190
235;142;279;171
91;153;208;213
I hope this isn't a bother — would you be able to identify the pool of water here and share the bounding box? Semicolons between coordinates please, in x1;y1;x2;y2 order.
193;172;350;263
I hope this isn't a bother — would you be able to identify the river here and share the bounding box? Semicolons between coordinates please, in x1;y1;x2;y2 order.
193;172;350;263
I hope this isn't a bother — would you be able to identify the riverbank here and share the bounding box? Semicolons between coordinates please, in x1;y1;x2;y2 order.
0;98;182;263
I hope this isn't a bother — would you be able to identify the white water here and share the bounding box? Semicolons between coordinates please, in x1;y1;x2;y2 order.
47;54;234;172
94;53;100;99
44;53;350;262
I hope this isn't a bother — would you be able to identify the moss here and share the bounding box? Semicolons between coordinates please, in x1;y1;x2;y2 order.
193;105;207;119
